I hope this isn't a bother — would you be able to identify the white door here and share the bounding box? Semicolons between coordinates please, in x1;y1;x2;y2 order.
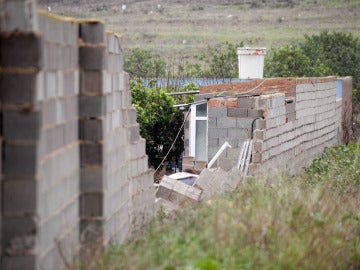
190;102;208;161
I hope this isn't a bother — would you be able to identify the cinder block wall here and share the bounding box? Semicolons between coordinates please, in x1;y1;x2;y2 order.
188;76;347;175
252;77;341;175
78;21;155;245
0;9;80;269
1;3;155;269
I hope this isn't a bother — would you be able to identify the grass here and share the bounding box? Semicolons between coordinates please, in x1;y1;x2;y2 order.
73;143;360;270
39;0;360;59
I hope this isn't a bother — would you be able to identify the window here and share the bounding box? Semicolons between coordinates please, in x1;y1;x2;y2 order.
190;102;208;161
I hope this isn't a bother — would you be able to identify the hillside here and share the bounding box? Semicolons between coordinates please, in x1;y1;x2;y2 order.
38;0;360;58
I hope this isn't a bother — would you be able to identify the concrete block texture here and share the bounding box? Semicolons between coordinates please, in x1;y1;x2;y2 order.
3;142;37;176
3;180;37;215
79;95;106;117
79;45;106;70
0;7;157;270
0;72;38;106
79;119;104;141
80;142;103;166
3;110;40;141
79;21;105;44
80;70;103;95
1;0;38;32
156;176;202;206
80;193;103;217
0;32;43;67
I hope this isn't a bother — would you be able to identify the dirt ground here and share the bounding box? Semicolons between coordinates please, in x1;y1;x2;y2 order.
38;0;360;58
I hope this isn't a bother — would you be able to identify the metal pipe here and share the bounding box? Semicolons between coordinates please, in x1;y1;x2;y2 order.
207;141;232;169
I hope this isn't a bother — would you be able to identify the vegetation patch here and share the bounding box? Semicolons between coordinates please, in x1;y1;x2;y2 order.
75;144;360;270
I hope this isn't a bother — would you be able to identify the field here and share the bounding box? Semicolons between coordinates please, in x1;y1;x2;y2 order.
39;0;360;59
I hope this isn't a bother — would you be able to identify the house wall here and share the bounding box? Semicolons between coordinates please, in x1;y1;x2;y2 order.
185;76;350;175
0;2;155;269
251;77;342;175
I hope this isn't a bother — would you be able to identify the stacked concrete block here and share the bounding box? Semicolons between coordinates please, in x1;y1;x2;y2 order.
252;78;340;176
206;96;263;171
156;176;202;206
189;77;344;176
79;24;155;246
1;8;80;270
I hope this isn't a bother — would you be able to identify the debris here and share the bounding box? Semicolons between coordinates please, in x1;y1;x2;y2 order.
156;176;202;207
194;167;243;199
167;172;199;186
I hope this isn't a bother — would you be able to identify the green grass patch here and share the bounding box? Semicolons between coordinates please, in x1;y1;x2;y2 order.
78;144;360;270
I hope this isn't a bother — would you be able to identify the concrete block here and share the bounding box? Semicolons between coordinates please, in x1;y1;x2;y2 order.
227;108;248;118
216;117;237;128
208;107;227;118
80;70;103;95
236;118;254;129
227;127;249;139
80;21;105;44
208;127;227;139
195;168;242;199
1;255;36;270
156;176;202;206
44;124;65;154
79;45;106;70
237;96;259;108
253;129;265;140
3;143;37;176
45;71;57;99
3;179;36;214
0;32;43;67
80;193;103;217
247;108;264;118
252;153;262;163
195;93;214;102
1;0;37;32
3;110;40;141
63;71;77;97
79;95;106;117
129;124;140;142
79;119;104;141
80;142;103;166
255;119;266;129
41;99;56;126
0;72;38;105
253;141;263;152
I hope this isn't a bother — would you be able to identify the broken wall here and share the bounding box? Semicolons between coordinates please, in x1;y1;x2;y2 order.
0;2;155;269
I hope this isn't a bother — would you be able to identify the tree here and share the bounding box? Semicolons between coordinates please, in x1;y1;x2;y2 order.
130;80;184;169
265;45;312;77
202;41;244;80
124;47;166;79
265;31;360;102
300;31;360;99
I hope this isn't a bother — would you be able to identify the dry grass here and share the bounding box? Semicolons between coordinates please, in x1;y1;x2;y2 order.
39;0;360;59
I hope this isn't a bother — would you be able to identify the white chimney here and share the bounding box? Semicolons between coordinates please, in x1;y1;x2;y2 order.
237;47;266;80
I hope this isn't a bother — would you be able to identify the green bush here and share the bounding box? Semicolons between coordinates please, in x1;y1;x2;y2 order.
130;81;183;169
